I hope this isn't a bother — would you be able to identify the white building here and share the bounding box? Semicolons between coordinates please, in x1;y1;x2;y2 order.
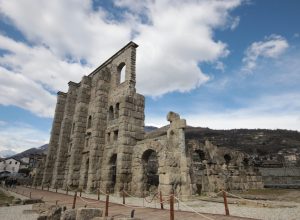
0;158;21;173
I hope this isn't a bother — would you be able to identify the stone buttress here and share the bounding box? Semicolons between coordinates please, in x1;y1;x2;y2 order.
41;92;67;187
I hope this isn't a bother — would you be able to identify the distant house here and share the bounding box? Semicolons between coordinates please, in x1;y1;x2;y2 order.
0;158;21;173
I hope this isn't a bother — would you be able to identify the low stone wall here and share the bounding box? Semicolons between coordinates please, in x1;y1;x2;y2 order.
259;167;300;187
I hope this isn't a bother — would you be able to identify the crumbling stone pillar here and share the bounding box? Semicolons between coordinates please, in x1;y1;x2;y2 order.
42;92;67;187
51;82;78;188
66;76;91;187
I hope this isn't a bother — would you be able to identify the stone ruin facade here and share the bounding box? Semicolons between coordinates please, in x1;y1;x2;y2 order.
34;41;263;196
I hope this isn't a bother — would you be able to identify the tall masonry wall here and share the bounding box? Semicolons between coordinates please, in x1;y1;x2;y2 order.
39;42;147;193
36;41;263;197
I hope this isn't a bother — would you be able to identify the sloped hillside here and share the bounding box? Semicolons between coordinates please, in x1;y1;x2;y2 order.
185;127;300;155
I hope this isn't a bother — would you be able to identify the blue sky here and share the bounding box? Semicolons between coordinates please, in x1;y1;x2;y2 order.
0;0;299;153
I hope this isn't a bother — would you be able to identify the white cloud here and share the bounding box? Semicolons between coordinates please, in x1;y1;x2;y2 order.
242;35;289;72
147;92;300;131
0;66;56;117
0;0;242;115
0;122;49;153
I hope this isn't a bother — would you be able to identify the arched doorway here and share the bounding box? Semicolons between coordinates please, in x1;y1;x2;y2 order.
108;154;117;193
142;149;159;195
192;149;206;195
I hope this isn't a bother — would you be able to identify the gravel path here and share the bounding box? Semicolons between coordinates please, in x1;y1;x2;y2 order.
5;186;300;220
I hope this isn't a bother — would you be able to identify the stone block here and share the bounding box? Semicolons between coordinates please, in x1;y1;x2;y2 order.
61;209;76;220
76;208;102;220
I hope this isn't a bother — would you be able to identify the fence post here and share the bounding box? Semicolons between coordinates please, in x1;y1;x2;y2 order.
97;188;100;201
47;184;50;191
79;188;82;197
41;185;44;190
160;191;164;210
222;190;230;216
72;191;77;209
105;190;109;217
29;192;31;198
66;186;69;195
170;190;174;220
55;186;58;193
122;190;126;204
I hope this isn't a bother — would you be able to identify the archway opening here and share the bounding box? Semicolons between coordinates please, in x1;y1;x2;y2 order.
108;106;114;120
224;154;232;165
109;154;117;193
142;149;159;194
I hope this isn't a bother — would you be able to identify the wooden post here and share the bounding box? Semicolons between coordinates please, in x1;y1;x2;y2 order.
56;200;58;205
66;187;69;195
41;185;44;190
72;191;77;209
47;184;50;191
79;188;82;197
160;191;164;210
55;186;58;193
105;190;109;217
122;190;125;204
170;191;174;220
29;192;31;198
97;188;100;201
222;190;230;216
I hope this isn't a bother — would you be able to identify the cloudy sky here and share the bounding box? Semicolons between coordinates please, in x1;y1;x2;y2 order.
0;0;299;153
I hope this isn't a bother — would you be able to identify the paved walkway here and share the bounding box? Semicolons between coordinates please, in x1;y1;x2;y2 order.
6;186;254;220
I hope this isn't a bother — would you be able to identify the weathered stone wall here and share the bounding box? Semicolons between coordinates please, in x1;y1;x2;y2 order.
186;139;264;194
37;41;264;197
51;82;78;188
259;167;300;186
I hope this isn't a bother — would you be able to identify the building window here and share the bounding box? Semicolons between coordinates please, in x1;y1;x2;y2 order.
87;115;92;128
107;132;111;144
9;161;12;164
108;106;114;120
72;122;75;134
118;62;126;84
15;162;17;164
114;130;118;142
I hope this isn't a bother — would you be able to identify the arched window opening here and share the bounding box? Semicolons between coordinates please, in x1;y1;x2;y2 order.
193;150;206;163
114;130;118;142
87;115;92;128
72;123;75;134
115;103;120;118
142;149;159;194
108;106;114;120
118;62;126;84
107;132;111;144
224;154;232;165
109;154;117;193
